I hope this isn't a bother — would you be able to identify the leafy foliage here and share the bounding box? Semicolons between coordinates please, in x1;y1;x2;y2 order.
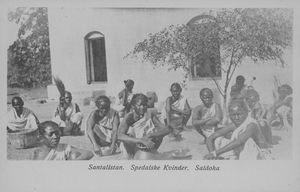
126;8;293;109
7;7;52;88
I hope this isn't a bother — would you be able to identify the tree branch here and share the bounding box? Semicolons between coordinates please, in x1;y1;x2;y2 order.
211;77;225;97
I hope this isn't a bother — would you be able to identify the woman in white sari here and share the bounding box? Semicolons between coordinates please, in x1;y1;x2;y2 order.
33;121;93;160
86;96;120;157
163;83;191;139
204;99;272;160
52;91;83;136
118;94;171;160
7;97;39;132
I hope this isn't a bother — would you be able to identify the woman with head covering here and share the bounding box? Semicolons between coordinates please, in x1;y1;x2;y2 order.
52;91;83;136
118;79;135;117
32;121;93;160
86;95;120;156
118;93;171;160
192;88;223;142
204;99;271;160
163;83;191;139
7;96;39;132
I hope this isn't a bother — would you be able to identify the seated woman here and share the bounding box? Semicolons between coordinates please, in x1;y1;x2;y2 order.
163;83;191;139
52;91;83;136
7;96;39;132
245;89;272;145
230;75;248;101
118;94;171;160
270;84;293;130
118;79;135;118
204;99;272;160
146;91;159;115
32;121;93;160
192;88;223;142
86;96;120;157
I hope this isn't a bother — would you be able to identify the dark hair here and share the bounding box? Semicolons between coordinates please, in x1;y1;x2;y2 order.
65;91;72;97
236;75;245;82
95;95;111;107
130;93;148;106
38;121;59;135
124;79;134;86
12;96;24;106
170;82;182;91
200;88;213;97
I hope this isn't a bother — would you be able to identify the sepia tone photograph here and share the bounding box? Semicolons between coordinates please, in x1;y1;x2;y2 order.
5;7;293;161
1;1;300;192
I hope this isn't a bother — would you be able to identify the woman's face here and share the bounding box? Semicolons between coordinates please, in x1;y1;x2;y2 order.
245;94;258;109
43;126;61;148
126;82;134;92
171;86;181;100
133;99;148;117
64;92;72;105
97;100;110;117
200;90;213;107
147;96;155;108
12;98;23;116
229;104;248;127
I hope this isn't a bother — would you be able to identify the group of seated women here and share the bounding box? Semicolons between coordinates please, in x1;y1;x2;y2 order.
7;76;292;160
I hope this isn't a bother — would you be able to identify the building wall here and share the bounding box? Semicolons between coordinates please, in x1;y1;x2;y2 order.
47;8;292;108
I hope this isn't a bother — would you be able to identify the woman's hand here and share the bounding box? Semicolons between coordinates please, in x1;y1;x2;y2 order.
107;145;117;155
203;153;217;160
140;138;155;149
93;145;102;157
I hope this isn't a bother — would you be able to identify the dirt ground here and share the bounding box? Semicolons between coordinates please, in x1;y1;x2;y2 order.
7;96;292;160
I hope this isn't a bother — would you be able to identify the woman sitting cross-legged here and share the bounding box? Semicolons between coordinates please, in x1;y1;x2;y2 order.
118;93;171;160
86;95;120;157
163;83;191;140
32;121;94;160
204;99;272;160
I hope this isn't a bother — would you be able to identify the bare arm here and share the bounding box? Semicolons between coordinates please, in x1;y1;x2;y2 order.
109;112;120;151
165;97;172;125
118;114;155;148
206;124;236;152
192;106;211;127
216;123;258;157
274;97;292;110
205;103;223;126
69;147;94;160
86;111;99;148
118;115;143;144
54;105;66;121
145;114;171;139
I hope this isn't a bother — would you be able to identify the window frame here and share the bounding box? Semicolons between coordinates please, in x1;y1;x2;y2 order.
187;15;222;81
84;31;107;84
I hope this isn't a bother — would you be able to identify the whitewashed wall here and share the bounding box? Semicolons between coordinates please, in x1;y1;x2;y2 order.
47;8;292;108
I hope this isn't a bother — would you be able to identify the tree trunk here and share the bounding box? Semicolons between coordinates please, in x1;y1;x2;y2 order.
222;81;230;125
